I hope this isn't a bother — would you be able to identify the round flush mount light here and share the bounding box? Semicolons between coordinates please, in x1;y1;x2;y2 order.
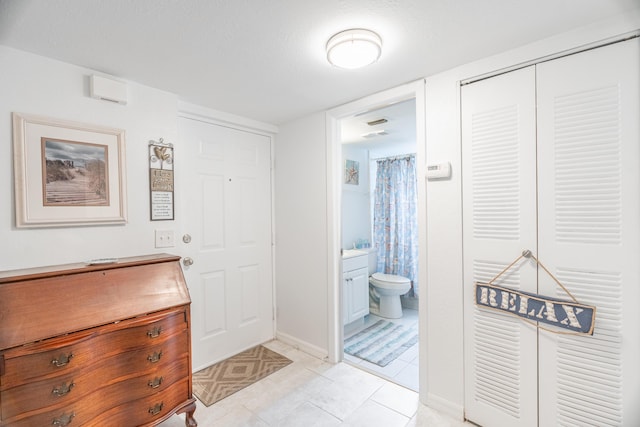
326;28;382;69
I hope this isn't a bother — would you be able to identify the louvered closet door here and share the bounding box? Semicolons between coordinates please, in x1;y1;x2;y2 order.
462;66;538;427
537;38;640;426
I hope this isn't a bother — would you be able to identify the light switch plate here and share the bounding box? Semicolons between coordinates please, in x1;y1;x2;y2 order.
155;230;175;248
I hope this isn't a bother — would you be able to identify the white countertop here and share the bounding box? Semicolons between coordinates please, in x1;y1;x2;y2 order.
342;249;367;259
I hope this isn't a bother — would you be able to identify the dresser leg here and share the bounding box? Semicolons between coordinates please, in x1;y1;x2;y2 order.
184;400;197;427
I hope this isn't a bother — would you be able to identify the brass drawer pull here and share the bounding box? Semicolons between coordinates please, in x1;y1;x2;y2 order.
51;353;74;367
52;412;75;426
148;376;164;389
147;326;162;338
148;402;164;416
52;381;75;396
147;351;162;363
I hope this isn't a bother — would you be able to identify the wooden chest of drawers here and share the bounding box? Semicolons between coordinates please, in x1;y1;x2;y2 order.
0;254;197;427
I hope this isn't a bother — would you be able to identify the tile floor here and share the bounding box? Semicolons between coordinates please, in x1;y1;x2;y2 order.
159;339;469;427
343;308;419;391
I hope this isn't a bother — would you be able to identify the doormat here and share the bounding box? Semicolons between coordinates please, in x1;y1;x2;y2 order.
192;345;292;406
344;319;418;367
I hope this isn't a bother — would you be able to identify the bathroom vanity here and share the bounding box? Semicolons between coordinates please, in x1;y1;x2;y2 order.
342;250;370;326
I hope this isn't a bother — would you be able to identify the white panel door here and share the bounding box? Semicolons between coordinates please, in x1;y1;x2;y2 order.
178;117;273;371
461;66;538;427
537;38;640;426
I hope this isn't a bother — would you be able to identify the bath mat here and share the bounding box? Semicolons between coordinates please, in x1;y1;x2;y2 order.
192;345;292;406
344;319;418;367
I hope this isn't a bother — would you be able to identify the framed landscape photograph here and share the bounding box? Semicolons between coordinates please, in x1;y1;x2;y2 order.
13;113;127;227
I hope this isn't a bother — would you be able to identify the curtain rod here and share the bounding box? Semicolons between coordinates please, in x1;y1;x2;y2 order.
371;153;415;161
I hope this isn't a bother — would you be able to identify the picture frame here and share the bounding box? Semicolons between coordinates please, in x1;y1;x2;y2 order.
344;159;359;185
149;138;175;221
13;113;127;228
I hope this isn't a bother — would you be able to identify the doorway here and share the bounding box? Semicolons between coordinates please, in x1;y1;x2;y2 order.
341;99;419;390
326;80;427;396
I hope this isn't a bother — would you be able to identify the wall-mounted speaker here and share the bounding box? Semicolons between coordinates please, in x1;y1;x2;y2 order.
90;74;128;105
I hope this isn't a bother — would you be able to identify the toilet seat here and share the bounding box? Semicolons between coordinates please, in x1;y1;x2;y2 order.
370;272;411;290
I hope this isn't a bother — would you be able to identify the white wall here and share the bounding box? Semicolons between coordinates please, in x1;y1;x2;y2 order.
0;46;181;270
424;10;640;418
274;112;329;357
341;144;370;250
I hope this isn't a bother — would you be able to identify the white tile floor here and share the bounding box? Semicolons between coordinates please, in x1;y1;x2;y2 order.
159;339;469;427
343;309;419;392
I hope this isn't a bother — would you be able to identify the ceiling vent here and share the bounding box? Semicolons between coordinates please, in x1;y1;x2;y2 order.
361;130;388;138
367;118;388;126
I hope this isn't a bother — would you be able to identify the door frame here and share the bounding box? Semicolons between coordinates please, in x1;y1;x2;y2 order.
325;80;428;397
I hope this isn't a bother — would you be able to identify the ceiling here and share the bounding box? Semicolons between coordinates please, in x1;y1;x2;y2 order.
0;0;637;125
340;98;415;148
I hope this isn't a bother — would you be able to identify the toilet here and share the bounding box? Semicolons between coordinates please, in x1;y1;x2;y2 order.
369;273;411;319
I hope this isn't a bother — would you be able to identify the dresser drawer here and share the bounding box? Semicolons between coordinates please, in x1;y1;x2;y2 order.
1;308;187;389
1;332;189;421
4;377;189;427
88;379;190;427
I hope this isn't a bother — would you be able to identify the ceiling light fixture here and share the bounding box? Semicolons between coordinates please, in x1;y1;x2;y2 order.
326;29;382;69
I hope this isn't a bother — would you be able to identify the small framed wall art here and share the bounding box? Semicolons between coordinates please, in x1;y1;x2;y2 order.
344;159;359;185
12;113;127;228
149;138;174;221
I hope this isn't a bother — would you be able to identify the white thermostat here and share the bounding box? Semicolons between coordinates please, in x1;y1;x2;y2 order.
426;162;452;180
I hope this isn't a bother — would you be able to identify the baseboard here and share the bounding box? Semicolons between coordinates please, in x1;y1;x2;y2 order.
425;393;465;421
275;331;329;361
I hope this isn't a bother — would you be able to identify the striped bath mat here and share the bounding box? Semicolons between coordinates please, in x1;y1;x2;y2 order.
344;319;418;367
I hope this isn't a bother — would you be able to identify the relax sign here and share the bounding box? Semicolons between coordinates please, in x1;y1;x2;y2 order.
475;283;596;335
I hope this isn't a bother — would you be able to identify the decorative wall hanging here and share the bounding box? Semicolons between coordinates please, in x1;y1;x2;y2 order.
475;250;596;335
149;138;174;220
12;113;127;228
344;159;359;185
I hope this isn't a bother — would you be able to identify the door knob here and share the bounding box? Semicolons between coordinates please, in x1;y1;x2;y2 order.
183;257;194;266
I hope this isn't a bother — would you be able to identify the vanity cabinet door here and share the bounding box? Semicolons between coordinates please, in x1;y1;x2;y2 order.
349;267;369;321
344;266;369;324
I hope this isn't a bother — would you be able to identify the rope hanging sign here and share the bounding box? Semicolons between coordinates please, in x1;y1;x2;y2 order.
474;250;596;335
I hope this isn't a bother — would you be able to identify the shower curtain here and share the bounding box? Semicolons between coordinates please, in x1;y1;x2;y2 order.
373;155;419;296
